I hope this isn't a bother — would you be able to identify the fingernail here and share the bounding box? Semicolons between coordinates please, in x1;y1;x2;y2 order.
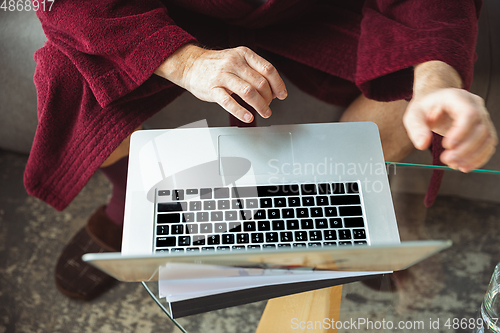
244;113;252;122
278;90;287;100
264;108;272;118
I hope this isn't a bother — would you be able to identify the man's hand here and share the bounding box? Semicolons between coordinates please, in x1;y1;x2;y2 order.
155;44;287;123
403;61;497;172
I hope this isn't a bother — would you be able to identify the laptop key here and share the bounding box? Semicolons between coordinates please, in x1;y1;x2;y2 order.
202;247;215;251
331;183;345;194
186;189;198;195
280;231;293;242
197;212;209;222
254;210;266;220
278;244;291;248
274;197;286;207
263;244;276;249
294;231;308;241
354;241;367;245
214;188;230;198
171;248;185;253
193;235;205;246
237;233;249;244
251;233;264;243
225;211;238;220
315;219;328;229
316;196;329;206
156;237;176;247
296;208;309;218
323;230;336;240
310;208;323;217
171;224;184;235
301;219;314;229
240;210;252;220
186;247;199;252
200;188;212;199
265;232;278;243
232;199;244;209
344;217;364;228
317;183;331;194
268;209;280;219
229;222;242;232
258;221;271;231
156;249;169;253
208;235;220;245
302;197;315;206
324;241;337;247
246;199;258;208
232;245;246;250
260;198;272;208
330;195;361;205
190;201;201;211
244;221;256;232
309;230;322;241
293;243;307;248
288;197;300;207
215;222;227;233
308;242;321;247
158;202;187;212
211;211;223;221
248;245;261;250
182;213;194;222
339;206;363;216
353;229;366;239
218;200;230;210
217;246;231;251
324;207;337;217
339;229;352;240
329;218;342;228
282;208;294;219
301;184;317;195
158;190;170;196
186;224;198;234
339;241;353;246
200;223;212;233
157;225;169;235
178;236;190;246
286;220;299;230
204;200;216;210
222;234;235;244
157;213;181;224
172;190;184;201
272;220;285;230
346;182;359;193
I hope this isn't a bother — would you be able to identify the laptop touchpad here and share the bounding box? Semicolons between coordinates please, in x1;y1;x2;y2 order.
219;133;294;176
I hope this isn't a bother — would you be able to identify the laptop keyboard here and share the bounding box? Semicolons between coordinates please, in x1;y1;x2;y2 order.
154;182;368;253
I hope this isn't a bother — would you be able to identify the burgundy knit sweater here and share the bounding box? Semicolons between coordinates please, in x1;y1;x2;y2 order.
25;0;481;210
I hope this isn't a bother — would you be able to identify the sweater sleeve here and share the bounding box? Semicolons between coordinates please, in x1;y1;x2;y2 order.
36;0;197;108
356;0;481;101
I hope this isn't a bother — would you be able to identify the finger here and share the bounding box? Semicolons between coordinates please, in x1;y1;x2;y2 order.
402;103;433;150
239;47;288;100
237;67;274;106
440;122;489;166
224;73;272;118
212;87;254;123
457;140;496;172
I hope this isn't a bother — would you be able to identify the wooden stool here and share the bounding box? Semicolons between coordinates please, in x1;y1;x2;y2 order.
256;286;343;333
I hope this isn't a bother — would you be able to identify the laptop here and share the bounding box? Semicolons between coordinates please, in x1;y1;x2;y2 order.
83;121;451;282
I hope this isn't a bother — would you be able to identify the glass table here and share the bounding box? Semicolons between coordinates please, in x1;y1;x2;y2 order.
142;164;500;333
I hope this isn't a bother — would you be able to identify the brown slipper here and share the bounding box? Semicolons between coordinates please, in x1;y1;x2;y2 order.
55;206;122;300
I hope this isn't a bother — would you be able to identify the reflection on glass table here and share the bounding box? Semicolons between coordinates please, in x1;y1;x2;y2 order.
142;165;500;333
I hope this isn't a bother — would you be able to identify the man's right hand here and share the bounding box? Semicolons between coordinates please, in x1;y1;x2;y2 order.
155;44;288;123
